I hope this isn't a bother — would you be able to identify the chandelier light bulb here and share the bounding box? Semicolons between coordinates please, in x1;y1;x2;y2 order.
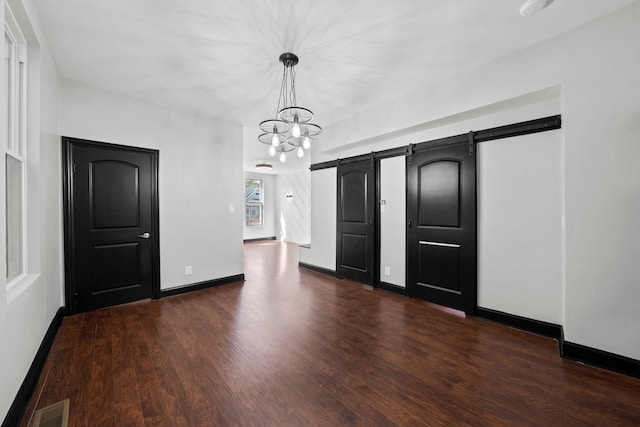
297;147;304;158
302;136;311;150
279;152;286;163
292;121;301;138
271;133;280;147
269;146;276;157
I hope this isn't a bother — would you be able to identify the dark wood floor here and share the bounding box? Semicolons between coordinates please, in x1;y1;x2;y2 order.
20;241;640;426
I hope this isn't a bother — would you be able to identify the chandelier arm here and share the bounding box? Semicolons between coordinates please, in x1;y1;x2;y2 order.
276;66;287;118
283;66;290;111
289;66;297;108
286;68;290;108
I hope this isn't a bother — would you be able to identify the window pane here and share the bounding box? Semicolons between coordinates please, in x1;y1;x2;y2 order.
18;60;25;156
246;202;263;226
5;33;13;152
245;179;262;203
6;154;24;281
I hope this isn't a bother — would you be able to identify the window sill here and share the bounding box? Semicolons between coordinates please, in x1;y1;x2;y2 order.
6;272;40;304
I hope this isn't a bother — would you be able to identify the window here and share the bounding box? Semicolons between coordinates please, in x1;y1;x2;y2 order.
5;5;27;284
245;179;263;226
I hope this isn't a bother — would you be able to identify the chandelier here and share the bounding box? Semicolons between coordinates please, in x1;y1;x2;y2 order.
258;53;322;163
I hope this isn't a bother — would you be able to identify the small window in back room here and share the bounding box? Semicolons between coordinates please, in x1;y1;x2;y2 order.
245;178;263;226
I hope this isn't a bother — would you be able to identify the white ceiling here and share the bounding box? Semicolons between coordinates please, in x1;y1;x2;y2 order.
34;0;633;172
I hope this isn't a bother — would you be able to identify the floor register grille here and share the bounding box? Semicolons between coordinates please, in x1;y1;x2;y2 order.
32;399;69;427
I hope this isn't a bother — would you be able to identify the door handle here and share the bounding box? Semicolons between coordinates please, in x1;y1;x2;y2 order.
137;232;151;239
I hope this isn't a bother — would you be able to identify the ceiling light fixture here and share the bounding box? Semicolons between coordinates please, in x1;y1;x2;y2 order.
520;0;554;16
258;53;322;163
255;162;273;171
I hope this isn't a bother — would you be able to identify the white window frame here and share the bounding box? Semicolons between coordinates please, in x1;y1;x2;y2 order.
4;3;28;289
245;178;264;227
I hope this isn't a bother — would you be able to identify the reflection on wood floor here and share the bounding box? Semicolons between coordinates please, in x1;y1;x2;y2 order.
21;240;640;426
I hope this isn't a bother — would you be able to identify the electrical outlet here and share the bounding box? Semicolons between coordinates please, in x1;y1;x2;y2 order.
185;265;192;275
384;266;391;276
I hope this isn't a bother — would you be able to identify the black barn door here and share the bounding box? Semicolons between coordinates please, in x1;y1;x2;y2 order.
63;137;159;313
336;159;376;284
407;141;476;314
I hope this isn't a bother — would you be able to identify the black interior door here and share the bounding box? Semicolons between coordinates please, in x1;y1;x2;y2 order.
63;137;159;313
336;159;376;284
407;142;476;314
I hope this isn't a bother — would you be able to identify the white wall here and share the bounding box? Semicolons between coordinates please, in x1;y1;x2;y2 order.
275;170;311;244
560;5;640;359
243;172;276;240
379;157;406;287
477;131;564;324
0;0;63;421
299;168;335;270
60;79;244;290
308;3;640;359
314;86;561;162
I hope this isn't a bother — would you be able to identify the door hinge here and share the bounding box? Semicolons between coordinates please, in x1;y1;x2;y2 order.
408;144;415;164
73;163;76;176
468;131;475;157
370;152;375;170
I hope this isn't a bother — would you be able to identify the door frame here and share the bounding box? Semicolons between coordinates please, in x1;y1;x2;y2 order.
62;136;161;315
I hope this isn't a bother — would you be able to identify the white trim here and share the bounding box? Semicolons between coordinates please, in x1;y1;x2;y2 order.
6;272;39;303
4;0;29;294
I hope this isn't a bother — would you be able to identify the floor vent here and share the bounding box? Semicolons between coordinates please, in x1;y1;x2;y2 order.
33;399;69;427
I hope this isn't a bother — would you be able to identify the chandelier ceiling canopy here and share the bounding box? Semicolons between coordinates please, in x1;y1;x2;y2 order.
258;53;321;163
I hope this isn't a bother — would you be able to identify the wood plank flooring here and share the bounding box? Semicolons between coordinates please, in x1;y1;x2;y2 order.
20;241;640;426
